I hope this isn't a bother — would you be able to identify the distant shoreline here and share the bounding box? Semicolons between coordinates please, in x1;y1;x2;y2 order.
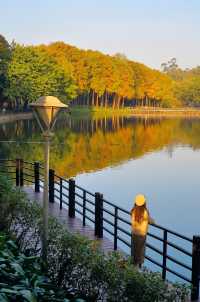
71;106;200;118
0;112;33;124
1;108;200;125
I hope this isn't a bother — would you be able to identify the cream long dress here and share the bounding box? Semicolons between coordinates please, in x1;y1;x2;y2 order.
131;209;154;265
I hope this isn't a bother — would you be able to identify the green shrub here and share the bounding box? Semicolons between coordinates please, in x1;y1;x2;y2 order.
0;174;190;301
0;233;86;301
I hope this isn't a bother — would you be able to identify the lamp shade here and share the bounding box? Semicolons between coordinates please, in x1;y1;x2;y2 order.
30;96;68;132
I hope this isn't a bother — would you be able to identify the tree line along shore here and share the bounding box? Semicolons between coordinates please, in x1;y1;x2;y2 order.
0;34;200;111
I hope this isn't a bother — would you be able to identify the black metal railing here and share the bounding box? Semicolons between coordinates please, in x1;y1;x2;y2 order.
0;158;200;301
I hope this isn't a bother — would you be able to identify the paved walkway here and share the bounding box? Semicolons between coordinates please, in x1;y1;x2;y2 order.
23;186;115;253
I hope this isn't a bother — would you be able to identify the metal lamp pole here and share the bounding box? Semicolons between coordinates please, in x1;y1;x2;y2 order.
42;131;50;262
30;96;68;264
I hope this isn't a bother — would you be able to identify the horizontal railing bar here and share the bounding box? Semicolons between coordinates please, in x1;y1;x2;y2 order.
117;215;131;226
85;214;95;224
165;267;191;283
62;185;69;191
24;177;35;183
75;192;83;199
0;165;15;168
150;224;193;243
166;254;192;271
75;208;82;215
24;179;34;184
75;200;83;208
23;161;34;165
54;187;60;193
54;195;60;200
23;167;34;172
61;192;69;199
0;170;16;173
23;173;34;178
75;185;95;197
85;197;95;206
54;175;69;183
117;226;131;237
167;240;192;257
103;217;114;227
85;207;95;215
145;255;163;268
147;232;163;242
103;199;130;214
146;243;163;256
117;235;131;247
103;226;114;237
103;207;115;217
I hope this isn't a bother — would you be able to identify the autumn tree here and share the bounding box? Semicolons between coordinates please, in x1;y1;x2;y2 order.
4;44;77;109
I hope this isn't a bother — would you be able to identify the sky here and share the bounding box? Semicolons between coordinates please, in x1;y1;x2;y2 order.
1;0;200;70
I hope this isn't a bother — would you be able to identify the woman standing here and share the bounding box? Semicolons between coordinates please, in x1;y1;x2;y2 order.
130;194;155;268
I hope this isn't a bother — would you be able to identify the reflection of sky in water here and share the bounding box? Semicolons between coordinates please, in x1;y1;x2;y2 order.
76;146;200;237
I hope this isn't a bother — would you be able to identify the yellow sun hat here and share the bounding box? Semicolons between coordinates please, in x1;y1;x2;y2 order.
135;194;146;206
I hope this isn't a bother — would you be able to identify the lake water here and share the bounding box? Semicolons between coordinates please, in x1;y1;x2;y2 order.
1;114;200;281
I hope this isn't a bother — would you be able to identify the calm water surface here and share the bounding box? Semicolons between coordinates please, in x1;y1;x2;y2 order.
0;115;200;235
1;115;200;279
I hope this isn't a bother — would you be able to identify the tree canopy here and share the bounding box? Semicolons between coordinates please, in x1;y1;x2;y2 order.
161;58;200;107
0;34;199;109
0;35;11;99
4;44;77;109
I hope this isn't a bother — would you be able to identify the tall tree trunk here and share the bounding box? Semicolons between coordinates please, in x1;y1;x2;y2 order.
105;91;108;108
96;94;99;107
87;91;90;106
92;90;95;106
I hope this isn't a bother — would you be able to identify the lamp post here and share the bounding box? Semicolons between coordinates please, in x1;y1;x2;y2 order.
30;96;68;263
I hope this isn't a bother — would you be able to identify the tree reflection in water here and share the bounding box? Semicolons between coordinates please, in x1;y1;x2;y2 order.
1;115;200;177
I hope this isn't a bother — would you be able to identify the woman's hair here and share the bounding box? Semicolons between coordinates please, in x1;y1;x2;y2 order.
131;203;148;223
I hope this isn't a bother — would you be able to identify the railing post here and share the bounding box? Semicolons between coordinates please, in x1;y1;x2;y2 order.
60;178;63;210
83;190;86;226
49;169;55;203
162;230;167;280
114;207;118;250
34;162;40;192
68;178;75;218
191;236;200;301
95;192;103;238
16;159;20;186
19;159;24;187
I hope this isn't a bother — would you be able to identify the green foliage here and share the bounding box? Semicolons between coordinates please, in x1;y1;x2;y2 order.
0;34;200;109
161;58;200;107
4;44;77;108
0;34;180;109
0;233;86;301
175;76;200;106
0;175;24;232
0;174;190;301
0;34;11;98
